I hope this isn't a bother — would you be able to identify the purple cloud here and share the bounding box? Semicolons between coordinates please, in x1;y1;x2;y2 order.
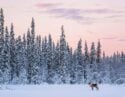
118;39;125;42
81;9;125;14
34;3;125;24
45;8;82;20
105;14;125;19
43;8;97;24
102;36;117;40
35;3;62;9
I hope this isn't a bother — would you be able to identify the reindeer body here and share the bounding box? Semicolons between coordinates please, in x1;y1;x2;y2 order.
88;82;99;90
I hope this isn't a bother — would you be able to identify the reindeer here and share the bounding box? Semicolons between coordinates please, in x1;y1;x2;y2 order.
88;82;99;90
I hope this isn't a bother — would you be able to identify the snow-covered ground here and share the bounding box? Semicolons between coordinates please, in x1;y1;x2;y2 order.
0;84;125;97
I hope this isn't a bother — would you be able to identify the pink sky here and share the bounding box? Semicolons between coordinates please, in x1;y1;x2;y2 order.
0;0;125;55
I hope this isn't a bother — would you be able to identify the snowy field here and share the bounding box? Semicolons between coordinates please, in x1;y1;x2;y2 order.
0;84;125;97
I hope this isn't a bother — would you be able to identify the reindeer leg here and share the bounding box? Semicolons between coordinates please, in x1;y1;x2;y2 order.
96;86;99;90
92;87;93;90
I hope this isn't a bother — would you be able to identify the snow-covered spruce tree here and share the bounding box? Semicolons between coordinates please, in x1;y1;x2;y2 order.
71;50;77;84
49;42;57;83
1;27;10;84
96;40;102;83
0;8;4;50
53;42;61;83
37;36;45;83
35;35;42;84
46;34;54;84
84;41;89;83
41;37;48;83
118;52;125;83
9;23;16;83
0;8;4;40
75;39;84;84
96;40;101;63
65;43;72;84
90;42;96;64
27;18;39;84
15;36;22;82
59;25;68;84
67;45;74;84
110;52;119;83
20;34;27;83
89;42;98;83
26;28;32;84
101;52;111;84
0;8;5;83
106;55;113;83
121;51;125;63
110;52;125;84
15;36;27;83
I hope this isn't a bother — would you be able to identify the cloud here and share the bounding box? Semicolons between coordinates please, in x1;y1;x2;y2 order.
44;8;83;20
35;3;62;9
106;15;125;18
81;9;125;14
34;3;125;24
101;37;125;42
44;8;125;24
118;39;125;42
42;8;97;24
101;36;117;40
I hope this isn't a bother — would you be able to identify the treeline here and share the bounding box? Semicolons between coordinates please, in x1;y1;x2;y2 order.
0;8;125;84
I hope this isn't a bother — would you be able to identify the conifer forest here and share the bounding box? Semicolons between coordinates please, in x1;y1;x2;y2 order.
0;8;125;85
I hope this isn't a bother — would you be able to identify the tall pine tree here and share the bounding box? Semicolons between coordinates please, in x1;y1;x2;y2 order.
10;23;16;83
76;39;84;84
0;8;5;83
59;25;68;83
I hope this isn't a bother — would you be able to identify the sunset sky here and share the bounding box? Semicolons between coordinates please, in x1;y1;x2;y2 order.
0;0;125;55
